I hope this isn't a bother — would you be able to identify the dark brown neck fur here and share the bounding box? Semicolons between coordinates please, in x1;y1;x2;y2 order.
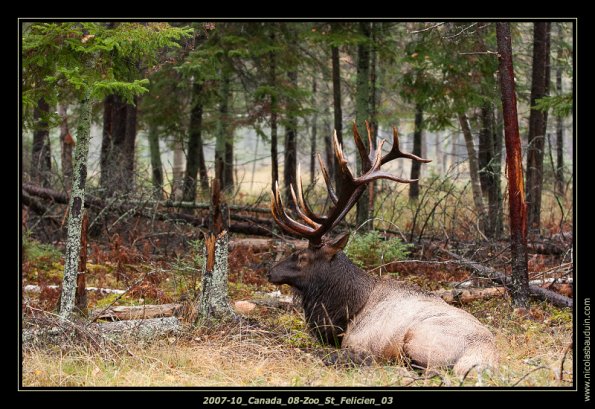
296;252;375;347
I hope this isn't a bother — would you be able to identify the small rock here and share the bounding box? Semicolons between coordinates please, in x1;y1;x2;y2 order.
234;300;257;315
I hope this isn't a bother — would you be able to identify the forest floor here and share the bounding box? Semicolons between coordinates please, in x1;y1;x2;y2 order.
21;233;573;388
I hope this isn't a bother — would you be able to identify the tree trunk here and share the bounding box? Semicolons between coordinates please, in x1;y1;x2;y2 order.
490;106;504;237
310;77;318;185
284;69;298;208
215;62;231;191
58;104;74;191
331;44;343;195
147;125;164;200
75;210;89;317
409;103;423;201
269;31;279;187
459;112;487;233
59;91;92;320
197;179;235;322
525;22;549;231
224;136;234;192
184;82;208;201
31;97;52;187
496;22;530;310
368;22;379;222
555;24;565;196
355;22;371;230
100;95;114;190
123;97;137;190
172;138;185;201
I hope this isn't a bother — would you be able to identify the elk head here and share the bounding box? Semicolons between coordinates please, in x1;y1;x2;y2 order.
268;121;431;282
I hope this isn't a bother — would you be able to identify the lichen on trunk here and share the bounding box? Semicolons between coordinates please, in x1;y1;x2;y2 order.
198;232;235;322
60;92;92;320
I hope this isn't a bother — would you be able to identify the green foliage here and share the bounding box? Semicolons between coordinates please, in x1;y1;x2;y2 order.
170;239;204;297
533;94;573;118
344;231;411;270
22;22;193;127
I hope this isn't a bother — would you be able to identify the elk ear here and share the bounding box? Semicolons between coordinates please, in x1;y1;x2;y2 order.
322;232;350;259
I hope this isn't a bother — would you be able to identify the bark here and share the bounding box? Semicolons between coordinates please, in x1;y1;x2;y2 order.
60;91;92;320
525;22;549;231
31;97;52;187
147;125;164;200
224;136;234;192
355;22;371;229
183;82;208;202
58;104;74;191
197;179;235;322
284;69;298;208
458;113;487;232
172;139;185;201
368;22;379;224
479;104;503;238
555;24;565;196
331;44;343;195
215;61;231;190
75;211;89;317
496;22;530;309
310;77;318;184
99;95;114;189
409;103;423;201
269;31;279;187
123;97;137;190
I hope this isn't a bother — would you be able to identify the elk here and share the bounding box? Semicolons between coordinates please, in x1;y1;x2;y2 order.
268;122;498;376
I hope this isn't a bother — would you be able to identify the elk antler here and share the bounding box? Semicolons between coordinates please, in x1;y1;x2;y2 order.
271;120;431;247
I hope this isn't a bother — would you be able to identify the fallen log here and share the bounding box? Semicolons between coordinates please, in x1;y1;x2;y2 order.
24;284;126;295
91;303;182;321
431;287;507;304
436;247;573;308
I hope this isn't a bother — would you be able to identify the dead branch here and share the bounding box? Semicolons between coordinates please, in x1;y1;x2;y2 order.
91;303;182;321
436;247;573;308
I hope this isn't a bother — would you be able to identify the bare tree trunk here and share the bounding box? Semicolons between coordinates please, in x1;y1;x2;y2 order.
459;112;487;233
224;136;234;192
269;31;279;187
147;125;164;200
310;77;318;184
100;95;114;190
172;138;185;201
31;97;52;187
355;22;371;230
183;82;208;201
496;22;530;309
284;69;298;208
75;210;89;317
59;104;74;191
409;103;423;201
215;60;231;191
123;97;137;191
368;22;379;221
60;91;92;320
525;22;549;231
555;24;565;196
331;43;343;195
197;179;235;322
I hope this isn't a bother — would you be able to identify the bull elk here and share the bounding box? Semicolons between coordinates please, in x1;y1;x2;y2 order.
268;121;498;376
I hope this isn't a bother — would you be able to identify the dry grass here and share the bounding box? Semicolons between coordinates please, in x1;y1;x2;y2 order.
22;296;573;388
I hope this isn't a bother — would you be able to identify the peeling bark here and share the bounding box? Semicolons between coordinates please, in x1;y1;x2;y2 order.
496;22;530;309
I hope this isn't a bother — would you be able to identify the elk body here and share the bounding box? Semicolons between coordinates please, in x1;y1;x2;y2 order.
268;122;498;376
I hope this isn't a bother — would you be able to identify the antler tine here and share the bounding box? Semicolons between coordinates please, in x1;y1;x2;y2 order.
333;130;354;180
271;181;316;237
317;154;338;205
365;120;375;159
352;122;372;172
290;182;321;229
381;126;432;165
296;163;329;222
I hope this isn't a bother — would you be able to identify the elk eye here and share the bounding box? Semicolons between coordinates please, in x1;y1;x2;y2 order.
298;253;309;265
